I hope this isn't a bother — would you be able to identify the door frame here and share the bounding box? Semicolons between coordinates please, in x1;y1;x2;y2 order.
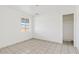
61;13;76;47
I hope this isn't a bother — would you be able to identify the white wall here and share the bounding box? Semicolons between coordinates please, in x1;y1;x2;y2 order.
0;6;32;48
32;5;79;49
63;14;74;41
33;14;62;43
33;6;75;44
0;5;77;48
74;6;79;49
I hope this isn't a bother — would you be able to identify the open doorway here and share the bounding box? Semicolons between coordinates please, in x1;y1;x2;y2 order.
63;14;74;46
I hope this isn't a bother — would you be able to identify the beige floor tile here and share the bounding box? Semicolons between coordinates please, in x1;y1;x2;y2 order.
0;39;79;54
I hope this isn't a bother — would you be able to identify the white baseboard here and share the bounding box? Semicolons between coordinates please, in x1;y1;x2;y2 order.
33;35;62;44
0;37;32;49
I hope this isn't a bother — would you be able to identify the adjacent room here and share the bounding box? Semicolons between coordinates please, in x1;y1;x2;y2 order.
0;5;79;54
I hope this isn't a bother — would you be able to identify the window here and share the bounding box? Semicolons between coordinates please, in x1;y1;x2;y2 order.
20;17;29;32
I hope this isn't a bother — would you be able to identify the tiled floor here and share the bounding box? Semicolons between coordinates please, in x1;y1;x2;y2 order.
0;38;79;54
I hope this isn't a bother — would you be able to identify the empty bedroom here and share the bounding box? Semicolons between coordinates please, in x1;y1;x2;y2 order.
0;5;79;54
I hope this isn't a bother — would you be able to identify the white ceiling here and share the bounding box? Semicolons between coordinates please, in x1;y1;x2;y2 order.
7;5;76;16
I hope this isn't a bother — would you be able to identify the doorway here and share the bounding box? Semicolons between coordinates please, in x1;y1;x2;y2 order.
63;14;74;46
